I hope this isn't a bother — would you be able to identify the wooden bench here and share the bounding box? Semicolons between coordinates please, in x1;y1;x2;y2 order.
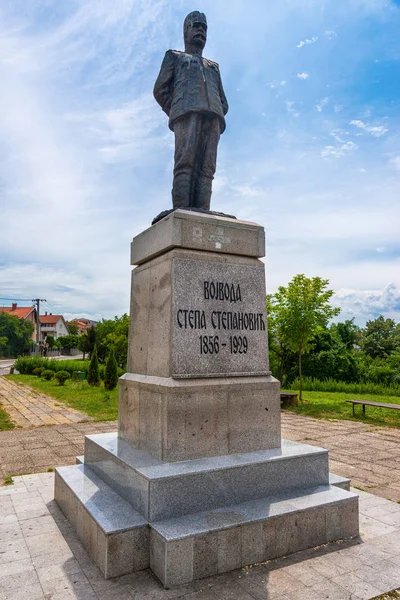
346;399;400;416
280;392;298;407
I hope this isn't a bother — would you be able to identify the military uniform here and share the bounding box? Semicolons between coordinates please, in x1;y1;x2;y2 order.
154;50;228;210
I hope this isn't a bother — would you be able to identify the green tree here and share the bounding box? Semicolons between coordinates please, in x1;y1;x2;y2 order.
46;335;55;349
0;313;34;357
104;348;119;390
87;344;100;386
77;333;91;360
268;275;340;401
95;314;129;368
0;336;8;353
59;334;79;351
361;316;400;359
66;321;79;335
300;324;360;384
86;326;97;358
333;319;360;350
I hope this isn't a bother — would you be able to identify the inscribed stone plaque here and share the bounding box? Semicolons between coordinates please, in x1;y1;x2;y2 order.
172;258;269;378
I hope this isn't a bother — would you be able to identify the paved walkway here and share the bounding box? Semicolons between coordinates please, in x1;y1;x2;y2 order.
0;422;116;479
1;472;400;599
0;376;92;428
282;412;400;503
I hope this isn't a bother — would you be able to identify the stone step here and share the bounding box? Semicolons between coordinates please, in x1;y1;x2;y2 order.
55;464;149;579
84;432;330;521
329;472;350;491
76;452;351;491
150;484;359;588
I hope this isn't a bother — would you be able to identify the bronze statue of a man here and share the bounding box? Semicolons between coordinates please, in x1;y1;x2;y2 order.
154;11;228;212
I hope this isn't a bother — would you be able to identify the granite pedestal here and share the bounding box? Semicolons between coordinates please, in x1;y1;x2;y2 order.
55;209;359;587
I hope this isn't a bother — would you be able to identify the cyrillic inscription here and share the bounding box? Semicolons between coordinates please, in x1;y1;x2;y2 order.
172;259;269;377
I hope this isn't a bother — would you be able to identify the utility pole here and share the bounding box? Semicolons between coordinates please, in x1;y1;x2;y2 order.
32;298;46;354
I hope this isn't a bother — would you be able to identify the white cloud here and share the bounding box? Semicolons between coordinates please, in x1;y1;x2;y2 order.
334;104;344;112
321;141;358;159
231;184;265;198
285;101;300;118
297;72;309;80
332;283;400;320
330;129;347;143
324;30;337;39
316;97;329;112
350;119;388;137
297;36;318;48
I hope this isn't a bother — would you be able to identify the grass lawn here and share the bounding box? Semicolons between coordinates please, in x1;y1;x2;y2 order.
283;389;400;428
6;375;118;422
0;402;15;431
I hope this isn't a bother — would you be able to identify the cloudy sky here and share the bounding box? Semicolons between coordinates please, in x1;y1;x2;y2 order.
0;0;399;325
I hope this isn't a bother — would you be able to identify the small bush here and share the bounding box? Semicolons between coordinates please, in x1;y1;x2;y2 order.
32;367;44;377
54;371;71;386
41;369;55;381
104;348;118;391
87;345;100;386
14;356;47;375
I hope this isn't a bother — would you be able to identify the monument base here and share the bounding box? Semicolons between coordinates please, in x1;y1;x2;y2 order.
55;432;358;586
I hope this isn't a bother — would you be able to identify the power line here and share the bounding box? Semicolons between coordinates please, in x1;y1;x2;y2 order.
0;297;34;303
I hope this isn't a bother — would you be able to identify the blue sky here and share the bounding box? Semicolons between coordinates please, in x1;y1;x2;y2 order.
0;0;399;325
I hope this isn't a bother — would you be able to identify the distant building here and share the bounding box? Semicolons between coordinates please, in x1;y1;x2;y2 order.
0;303;37;340
71;318;97;335
40;313;69;341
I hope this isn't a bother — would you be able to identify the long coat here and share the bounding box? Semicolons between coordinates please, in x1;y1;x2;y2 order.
153;50;229;133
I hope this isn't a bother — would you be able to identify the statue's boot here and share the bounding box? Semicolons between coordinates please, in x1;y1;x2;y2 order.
194;177;212;211
172;172;191;209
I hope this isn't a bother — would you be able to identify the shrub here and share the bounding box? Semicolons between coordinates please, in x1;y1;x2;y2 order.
15;356;47;375
87;345;100;386
104;348;118;391
32;367;44;377
54;371;71;386
41;369;55;381
14;355;126;379
14;356;91;376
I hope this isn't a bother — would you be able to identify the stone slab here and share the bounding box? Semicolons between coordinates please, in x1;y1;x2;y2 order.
84;433;329;520
329;473;351;491
55;465;147;534
149;485;359;587
54;464;149;578
131;209;265;266
171;257;269;377
118;373;281;461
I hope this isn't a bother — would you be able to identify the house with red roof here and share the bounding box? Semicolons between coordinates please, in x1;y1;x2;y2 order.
71;318;96;334
40;313;69;341
0;303;37;340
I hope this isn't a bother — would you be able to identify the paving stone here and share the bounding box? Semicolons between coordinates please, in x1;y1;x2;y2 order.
309;578;362;599
0;582;45;600
331;572;381;599
352;562;400;595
